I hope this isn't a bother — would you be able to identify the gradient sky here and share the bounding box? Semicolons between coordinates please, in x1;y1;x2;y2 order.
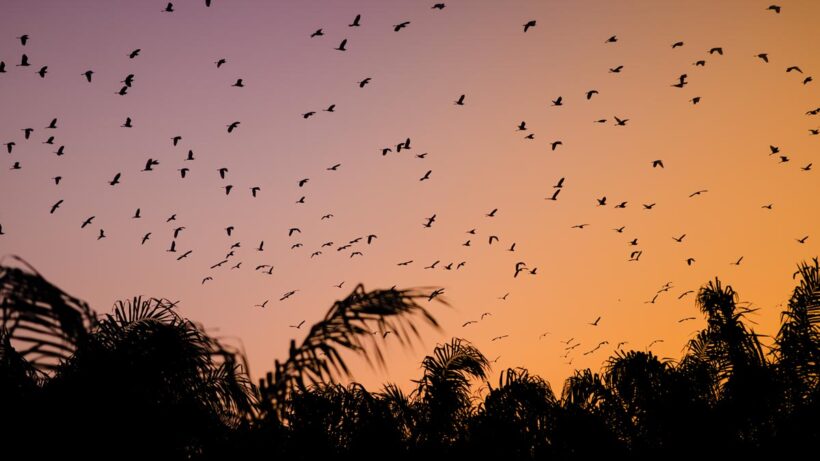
1;0;818;390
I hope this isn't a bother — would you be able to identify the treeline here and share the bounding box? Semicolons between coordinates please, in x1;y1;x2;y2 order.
1;257;818;459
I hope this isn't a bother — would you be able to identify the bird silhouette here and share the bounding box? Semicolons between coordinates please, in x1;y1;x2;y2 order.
142;159;160;171
523;20;536;32
290;320;306;329
17;54;30;67
546;189;561;201
393;21;410;32
349;14;361;27
358;77;371;88
215;58;226;68
82;70;94;82
227;121;240;133
454;94;465;105
589;316;601;326
310;29;323;38
423;214;436;228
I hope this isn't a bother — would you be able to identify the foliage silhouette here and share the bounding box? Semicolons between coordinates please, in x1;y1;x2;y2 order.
2;256;820;459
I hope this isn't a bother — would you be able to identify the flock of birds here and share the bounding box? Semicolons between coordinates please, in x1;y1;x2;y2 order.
1;2;817;368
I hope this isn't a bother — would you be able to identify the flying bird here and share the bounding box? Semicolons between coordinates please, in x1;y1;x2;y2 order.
523;20;536;32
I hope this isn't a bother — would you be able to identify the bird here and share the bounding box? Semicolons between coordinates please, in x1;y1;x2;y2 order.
432;3;446;10
36;66;48;78
550;141;563;151
121;117;133;128
551;96;563;106
4;142;15;154
643;203;656;210
597;196;607;206
423;214;436;228
428;288;445;301
255;300;269;308
177;250;192;261
514;262;528;278
425;260;440;270
108;173;121;186
50;200;64;214
141;159;159;172
691;97;701;104
367;234;377;244
589;316;601;326
215;58;226;68
358;77;371;88
672;41;684;48
122;74;135;87
324;104;335;113
615;202;628;209
523;20;536;32
167;241;177;253
227;121;240;133
787;66;803;74
419;170;432;181
768;4;781;13
571;224;589;229
280;290;298;301
686;258;696;266
492;335;509;342
498;293;510;301
327;163;341;170
166;214;176;223
97;229;106;240
250;186;261;197
673;234;686;243
678;290;694;299
462;320;477;327
454;94;466;106
81;216;95;229
614;116;629;126
801;163;812;171
162;2;174;12
731;256;744;266
393;21;410;32
17;54;30;67
672;74;688;88
349;14;361;27
796;236;809;244
609;65;623;73
232;78;244;88
709;47;723;55
310;29;323;38
613;226;625;233
128;49;141;59
302;111;316;119
508;243;516;252
288;228;301;236
298;178;309;187
546;189;561;201
82;70;94;82
486;208;498;217
586;90;599;100
290;320;306;329
335;39;348;51
689;189;708;197
517;121;527;131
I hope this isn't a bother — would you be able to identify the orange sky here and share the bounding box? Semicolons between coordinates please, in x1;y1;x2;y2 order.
1;0;818;390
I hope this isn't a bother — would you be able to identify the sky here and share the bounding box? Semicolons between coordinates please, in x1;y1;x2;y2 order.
1;0;818;391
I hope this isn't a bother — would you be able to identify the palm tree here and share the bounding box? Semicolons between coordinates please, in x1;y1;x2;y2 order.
470;367;557;458
412;337;489;453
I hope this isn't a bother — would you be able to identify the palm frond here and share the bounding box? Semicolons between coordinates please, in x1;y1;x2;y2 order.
0;255;96;373
258;284;442;420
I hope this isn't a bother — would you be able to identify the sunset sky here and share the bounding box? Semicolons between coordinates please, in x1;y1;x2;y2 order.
1;0;818;390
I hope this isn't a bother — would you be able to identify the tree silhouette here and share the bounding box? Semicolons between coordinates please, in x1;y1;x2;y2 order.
3;256;820;458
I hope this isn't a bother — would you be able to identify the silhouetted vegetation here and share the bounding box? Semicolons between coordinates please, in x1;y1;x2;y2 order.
2;256;819;459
